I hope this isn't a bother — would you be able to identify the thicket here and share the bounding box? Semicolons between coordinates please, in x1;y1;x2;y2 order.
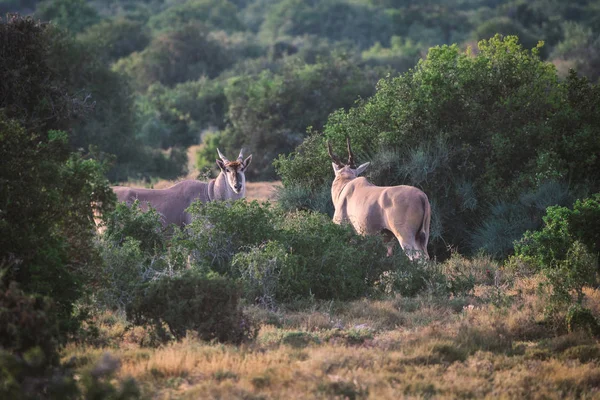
512;195;600;333
0;14;141;399
276;35;600;260
5;0;600;182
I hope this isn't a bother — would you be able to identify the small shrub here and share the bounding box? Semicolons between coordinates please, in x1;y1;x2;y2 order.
126;270;255;344
542;242;598;317
562;345;600;363
102;200;166;254
515;194;600;270
565;304;600;335
183;200;279;274
232;211;389;302
0;281;60;363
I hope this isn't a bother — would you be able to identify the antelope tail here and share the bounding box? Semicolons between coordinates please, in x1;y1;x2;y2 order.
418;195;431;259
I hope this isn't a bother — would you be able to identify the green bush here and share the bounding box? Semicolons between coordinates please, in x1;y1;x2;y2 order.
78;17;150;62
127;270;254;344
182;200;279;274
261;0;393;49
0;280;79;399
114;23;232;90
514;194;600;269
277;35;600;259
183;200;436;302
147;0;245;33
102;200;166;254
135;79;227;149
36;0;100;34
0;281;60;364
211;54;380;179
97;202;186;310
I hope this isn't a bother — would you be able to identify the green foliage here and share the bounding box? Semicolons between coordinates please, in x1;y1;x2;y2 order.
473;17;539;53
217;55;377;179
514;194;600;269
551;22;600;82
0;280;79;399
182;200;441;302
275;183;334;216
565;304;600;336
541;242;598;322
261;0;393;49
472;181;573;258
36;0;100;34
102;200;166;254
278;35;600;259
273;133;332;191
0;16;77;132
136;79;227;149
183;200;279;273
0;115;114;333
147;0;245;33
127;270;254;344
239;211;387;301
362;36;423;72
96;201;187;310
77;17;150;62
0;281;60;364
114;23;232;90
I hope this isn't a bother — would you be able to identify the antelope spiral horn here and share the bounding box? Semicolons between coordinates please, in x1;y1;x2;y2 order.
327;141;344;167
217;148;229;162
346;136;356;168
237;148;244;161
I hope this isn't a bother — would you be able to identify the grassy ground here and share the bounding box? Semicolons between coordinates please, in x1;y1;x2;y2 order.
65;266;600;399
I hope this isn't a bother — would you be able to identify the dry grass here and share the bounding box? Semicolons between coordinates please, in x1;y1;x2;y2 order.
66;273;600;399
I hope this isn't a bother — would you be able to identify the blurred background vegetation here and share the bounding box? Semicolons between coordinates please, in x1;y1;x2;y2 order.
2;0;599;182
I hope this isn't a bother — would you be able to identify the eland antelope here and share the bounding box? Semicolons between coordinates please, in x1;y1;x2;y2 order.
327;138;431;259
111;149;252;227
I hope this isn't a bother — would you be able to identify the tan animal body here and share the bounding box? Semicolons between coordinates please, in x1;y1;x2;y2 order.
111;149;252;227
328;138;430;259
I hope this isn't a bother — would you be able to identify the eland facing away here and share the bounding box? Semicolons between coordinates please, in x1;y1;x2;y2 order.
327;138;431;259
111;149;252;227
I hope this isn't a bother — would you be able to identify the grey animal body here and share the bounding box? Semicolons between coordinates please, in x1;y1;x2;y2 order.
111;149;252;228
328;138;431;259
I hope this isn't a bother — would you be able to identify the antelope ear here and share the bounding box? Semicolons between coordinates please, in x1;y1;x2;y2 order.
354;162;370;176
216;159;225;171
332;162;342;174
243;154;252;168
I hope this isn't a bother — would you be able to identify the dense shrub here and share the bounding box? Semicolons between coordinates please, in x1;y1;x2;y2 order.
514;194;600;269
96;201;186;310
102;201;166;254
182;200;279;273
276;35;600;259
551;22;600;82
0;114;114;333
127;270;254;344
362;36;423;73
199;54;379;179
181;200;439;302
147;0;245;33
0;281;60;364
78;17;150;62
0;281;137;399
135;79;227;149
231;211;388;302
261;0;393;49
114;23;232;90
36;0;100;34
